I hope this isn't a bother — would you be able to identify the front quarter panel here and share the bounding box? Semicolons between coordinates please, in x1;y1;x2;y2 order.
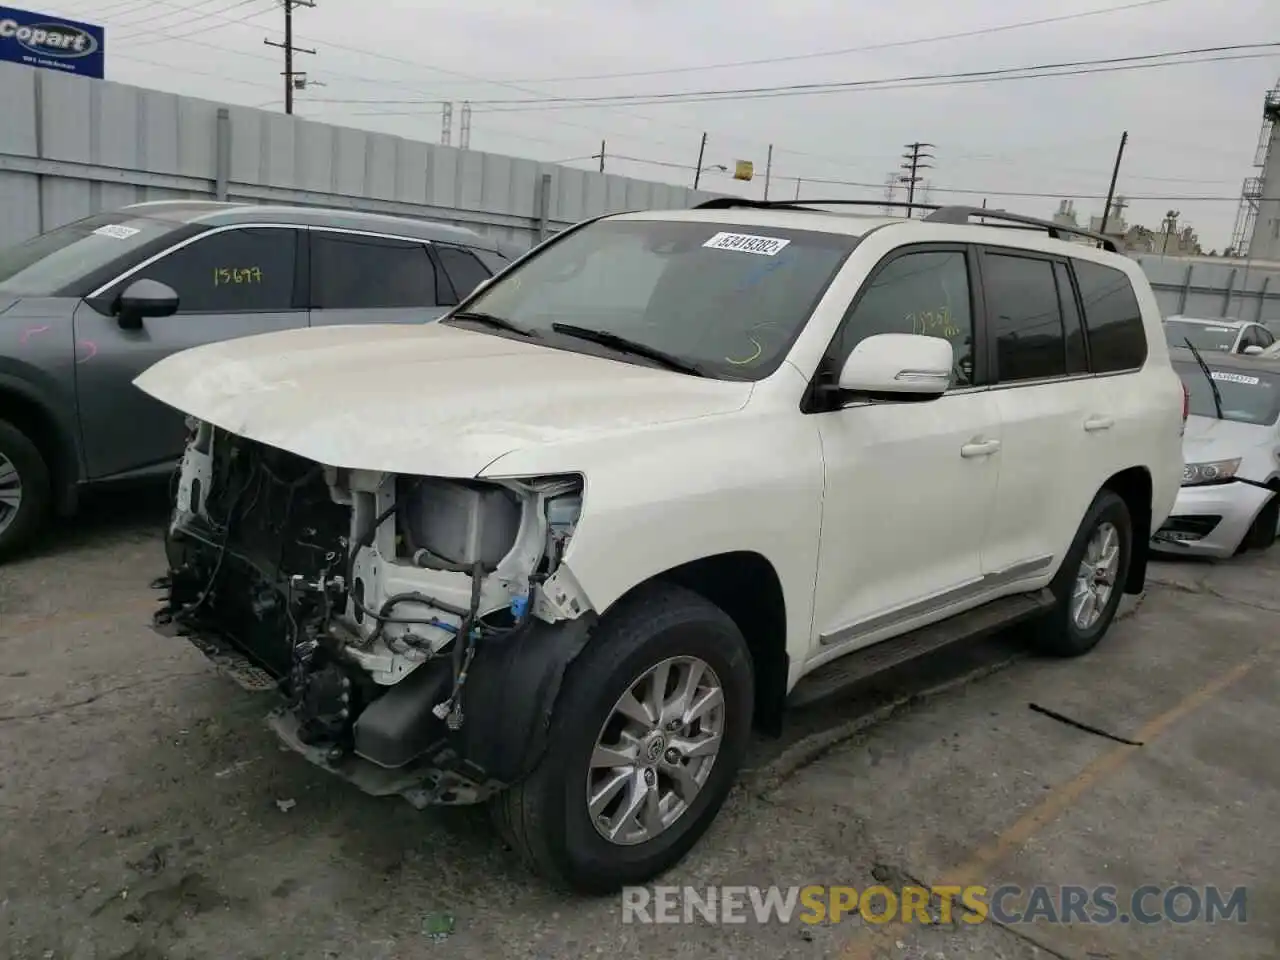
0;298;83;480
480;382;825;678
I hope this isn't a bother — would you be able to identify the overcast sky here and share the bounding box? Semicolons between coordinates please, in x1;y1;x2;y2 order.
42;0;1280;249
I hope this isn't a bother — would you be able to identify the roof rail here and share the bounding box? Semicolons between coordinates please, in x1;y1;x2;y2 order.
692;197;942;215
923;205;1119;253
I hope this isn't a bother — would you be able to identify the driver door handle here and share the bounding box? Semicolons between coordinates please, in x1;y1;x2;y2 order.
960;438;1001;458
1084;415;1115;432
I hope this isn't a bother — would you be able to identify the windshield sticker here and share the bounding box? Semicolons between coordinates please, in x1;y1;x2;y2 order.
1210;371;1261;386
92;224;141;240
702;232;791;256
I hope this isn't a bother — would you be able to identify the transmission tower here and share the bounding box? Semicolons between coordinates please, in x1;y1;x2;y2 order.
263;0;315;115
899;142;935;218
441;102;453;146
881;172;898;214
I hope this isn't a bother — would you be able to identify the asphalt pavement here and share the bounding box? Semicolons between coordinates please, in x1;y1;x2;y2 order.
1;489;1275;960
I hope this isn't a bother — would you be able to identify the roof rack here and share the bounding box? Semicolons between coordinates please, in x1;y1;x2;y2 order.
692;197;942;215
691;197;1120;254
923;205;1119;253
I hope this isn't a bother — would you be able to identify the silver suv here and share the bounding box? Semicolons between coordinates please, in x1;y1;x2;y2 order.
0;201;509;559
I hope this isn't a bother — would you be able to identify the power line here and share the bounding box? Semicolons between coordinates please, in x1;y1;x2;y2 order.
313;43;1280;114
458;42;1280;109
494;0;1183;83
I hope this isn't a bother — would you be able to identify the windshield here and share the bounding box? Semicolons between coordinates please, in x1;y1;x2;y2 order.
0;212;188;297
1173;360;1280;425
449;218;858;380
1164;320;1237;353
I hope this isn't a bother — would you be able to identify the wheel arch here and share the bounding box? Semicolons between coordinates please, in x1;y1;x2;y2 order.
610;550;790;737
0;375;81;515
1100;465;1153;594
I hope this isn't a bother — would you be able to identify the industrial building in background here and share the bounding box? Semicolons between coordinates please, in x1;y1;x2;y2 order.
1231;82;1280;260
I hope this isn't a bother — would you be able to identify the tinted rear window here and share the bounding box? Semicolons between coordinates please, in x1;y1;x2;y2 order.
1072;259;1147;371
1165;321;1236;353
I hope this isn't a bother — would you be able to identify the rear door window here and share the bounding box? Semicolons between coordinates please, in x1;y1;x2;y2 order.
128;227;300;313
1071;259;1147;372
435;245;495;304
983;252;1067;383
310;232;435;309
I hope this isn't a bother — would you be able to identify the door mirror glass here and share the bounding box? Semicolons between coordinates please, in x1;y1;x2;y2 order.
837;333;953;397
116;278;179;329
1242;344;1264;356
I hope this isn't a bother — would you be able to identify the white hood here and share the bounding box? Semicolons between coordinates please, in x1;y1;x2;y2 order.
1181;414;1267;462
133;323;753;477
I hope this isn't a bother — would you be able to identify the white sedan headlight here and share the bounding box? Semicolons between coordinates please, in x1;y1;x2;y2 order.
1182;458;1241;486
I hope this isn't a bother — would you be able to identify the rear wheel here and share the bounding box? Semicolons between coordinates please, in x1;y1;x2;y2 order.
491;583;754;894
1033;490;1132;658
1243;492;1279;552
0;418;52;563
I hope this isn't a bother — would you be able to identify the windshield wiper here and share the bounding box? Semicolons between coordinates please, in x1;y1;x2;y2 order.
448;310;537;338
550;323;706;377
1183;337;1224;420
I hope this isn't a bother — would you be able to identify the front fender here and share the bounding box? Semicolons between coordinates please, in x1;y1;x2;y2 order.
481;407;826;675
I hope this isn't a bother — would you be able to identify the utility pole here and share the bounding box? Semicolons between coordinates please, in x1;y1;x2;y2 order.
794;177;802;200
899;142;934;217
440;102;453;146
593;139;606;173
1099;130;1129;235
459;101;472;150
264;0;315;115
693;132;708;189
763;144;773;200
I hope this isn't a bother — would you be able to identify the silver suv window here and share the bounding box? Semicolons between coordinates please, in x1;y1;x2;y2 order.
452;218;858;380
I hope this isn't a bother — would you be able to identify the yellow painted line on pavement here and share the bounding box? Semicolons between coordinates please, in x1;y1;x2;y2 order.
838;654;1260;959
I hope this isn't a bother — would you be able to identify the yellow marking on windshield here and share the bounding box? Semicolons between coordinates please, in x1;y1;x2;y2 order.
726;336;763;365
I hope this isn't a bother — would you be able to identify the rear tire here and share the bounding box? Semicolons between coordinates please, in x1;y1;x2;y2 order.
492;582;754;894
1034;490;1133;658
0;417;52;563
1242;492;1279;552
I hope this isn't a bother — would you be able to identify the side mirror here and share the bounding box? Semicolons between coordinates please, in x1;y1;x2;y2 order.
1242;344;1264;356
116;278;179;329
836;333;954;398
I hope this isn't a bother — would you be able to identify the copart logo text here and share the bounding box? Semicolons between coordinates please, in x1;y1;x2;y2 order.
0;18;99;58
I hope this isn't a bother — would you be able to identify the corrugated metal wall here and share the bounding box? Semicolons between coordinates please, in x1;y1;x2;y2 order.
1133;254;1280;330
0;61;722;250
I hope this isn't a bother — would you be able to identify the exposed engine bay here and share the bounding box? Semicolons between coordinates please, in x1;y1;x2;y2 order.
155;421;595;805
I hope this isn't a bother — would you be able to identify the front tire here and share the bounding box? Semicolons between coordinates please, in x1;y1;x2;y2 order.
1242;491;1279;552
1034;489;1133;658
0;417;52;563
492;583;754;894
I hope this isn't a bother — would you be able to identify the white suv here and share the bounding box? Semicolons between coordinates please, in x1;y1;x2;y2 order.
136;200;1185;893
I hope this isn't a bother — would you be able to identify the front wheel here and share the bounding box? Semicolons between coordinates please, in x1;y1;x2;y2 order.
1242;492;1279;552
492;583;754;893
0;417;52;563
1034;489;1133;658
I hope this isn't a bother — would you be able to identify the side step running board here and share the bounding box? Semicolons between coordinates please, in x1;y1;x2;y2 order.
787;589;1056;710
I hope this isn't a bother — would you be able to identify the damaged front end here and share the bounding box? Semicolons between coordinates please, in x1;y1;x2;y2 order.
155;420;595;806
